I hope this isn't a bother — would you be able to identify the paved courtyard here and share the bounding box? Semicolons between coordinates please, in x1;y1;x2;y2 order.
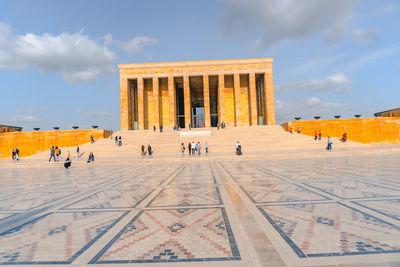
0;154;400;266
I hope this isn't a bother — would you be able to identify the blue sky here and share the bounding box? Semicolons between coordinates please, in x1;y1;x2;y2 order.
0;0;399;131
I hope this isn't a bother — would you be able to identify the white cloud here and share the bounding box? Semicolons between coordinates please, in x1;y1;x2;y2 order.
275;98;345;123
103;33;113;46
116;36;158;54
349;28;380;44
277;73;352;94
0;22;116;83
15;107;48;114
77;109;112;118
218;0;358;48
2;115;40;123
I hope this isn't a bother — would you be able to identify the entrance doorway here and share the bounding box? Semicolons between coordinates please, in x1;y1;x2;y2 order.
192;107;205;128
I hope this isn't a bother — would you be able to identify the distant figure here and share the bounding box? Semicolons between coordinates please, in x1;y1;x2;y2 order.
49;146;55;162
64;157;71;169
236;141;242;155
314;130;318;141
189;123;191;130
55;146;60;161
297;127;301;134
289;127;293;134
147;145;153;156
11;149;15;160
141;145;146;156
153;125;156;132
15;148;20;162
327;137;332;151
76;146;80;160
217;123;220;130
181;143;185;156
118;136;122;146
188;142;192;155
91;135;94;144
318;130;322;140
191;141;195;155
115;136;118;145
160;125;163;132
87;152;94;163
205;142;208;154
67;151;71;159
197;142;201;156
341;132;347;142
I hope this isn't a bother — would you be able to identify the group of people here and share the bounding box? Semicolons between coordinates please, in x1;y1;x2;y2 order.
181;141;208;156
49;146;62;162
47;145;94;168
114;135;123;146
314;130;322;141
11;148;20;162
141;144;153;156
216;122;226;130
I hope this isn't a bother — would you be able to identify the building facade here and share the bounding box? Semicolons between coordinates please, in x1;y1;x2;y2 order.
374;108;400;118
119;58;275;130
0;125;22;133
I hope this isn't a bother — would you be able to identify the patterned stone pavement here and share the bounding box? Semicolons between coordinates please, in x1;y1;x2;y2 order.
0;154;400;266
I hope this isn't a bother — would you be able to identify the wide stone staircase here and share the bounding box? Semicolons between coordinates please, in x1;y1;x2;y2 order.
27;126;366;162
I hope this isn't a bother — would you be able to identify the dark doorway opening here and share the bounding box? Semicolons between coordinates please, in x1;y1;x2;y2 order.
209;75;219;127
175;77;185;128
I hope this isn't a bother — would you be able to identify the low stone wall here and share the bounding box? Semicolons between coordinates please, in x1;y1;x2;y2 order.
281;118;400;144
0;129;111;158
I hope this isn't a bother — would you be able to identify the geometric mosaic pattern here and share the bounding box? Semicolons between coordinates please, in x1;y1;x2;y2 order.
353;198;400;221
305;181;400;199
62;189;154;209
258;203;400;257
241;184;329;203
149;186;222;207
0;211;127;264
90;208;240;263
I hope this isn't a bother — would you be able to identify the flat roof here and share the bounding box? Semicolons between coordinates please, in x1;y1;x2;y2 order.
374;107;400;116
118;57;274;69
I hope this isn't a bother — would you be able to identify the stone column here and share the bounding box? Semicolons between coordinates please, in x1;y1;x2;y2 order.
168;75;176;128
120;76;130;131
183;75;191;128
218;73;225;125
203;74;211;127
233;73;241;126
137;77;144;130
249;72;257;126
264;72;276;125
152;76;160;129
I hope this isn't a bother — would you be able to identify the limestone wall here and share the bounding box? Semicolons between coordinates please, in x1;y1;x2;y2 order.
0;129;111;158
281;118;400;144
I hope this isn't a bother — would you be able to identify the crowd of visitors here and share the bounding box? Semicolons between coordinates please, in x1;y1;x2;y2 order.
11;148;20;162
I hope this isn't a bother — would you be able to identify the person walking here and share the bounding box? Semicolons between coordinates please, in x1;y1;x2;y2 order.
153;125;156;132
160;125;163;132
49;146;55;162
318;130;322;140
118;136;122;146
289;127;293;134
188;142;192;155
205;142;208;154
115;135;118;145
91;135;95;144
327;137;332;151
11;148;15;160
197;142;201;156
297;127;301;134
15;148;20;162
55;146;60;162
191;141;195;155
314;130;318;141
147;145;153;156
235;141;242;155
141;145;146;156
181;143;185;156
217;123;220;130
76;146;80;160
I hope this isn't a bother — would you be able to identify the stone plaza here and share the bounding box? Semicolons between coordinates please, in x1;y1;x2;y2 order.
1;144;400;266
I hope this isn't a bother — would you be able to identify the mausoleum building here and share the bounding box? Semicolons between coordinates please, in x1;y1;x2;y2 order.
119;58;275;130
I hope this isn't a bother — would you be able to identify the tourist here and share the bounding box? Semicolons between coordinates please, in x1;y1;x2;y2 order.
118;136;122;146
289;127;293;134
314;130;318;141
64;156;71;169
191;141;195;155
147;145;153;156
87;152;94;163
318;130;322;140
49;146;55;162
15;148;20;162
197;142;201;155
205;142;208;154
55;146;60;161
67;151;71;159
217;123;220;130
188;142;192;155
141;145;146;156
76;146;80;160
181;143;185;156
160;125;163;132
11;148;15;160
153;125;156;132
297;127;301;134
340;133;347;142
327;137;332;151
91;135;95;144
236;141;242;155
115;135;118;145
189;123;191;130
